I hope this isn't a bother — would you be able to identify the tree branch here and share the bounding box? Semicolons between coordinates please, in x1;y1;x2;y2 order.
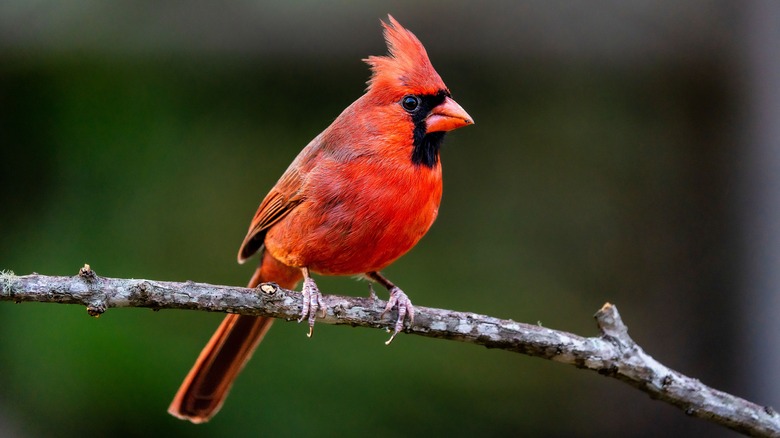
1;266;778;437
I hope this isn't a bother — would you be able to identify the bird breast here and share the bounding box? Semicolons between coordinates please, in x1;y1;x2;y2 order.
264;155;443;275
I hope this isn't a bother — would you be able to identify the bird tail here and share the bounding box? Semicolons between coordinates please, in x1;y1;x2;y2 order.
168;251;302;423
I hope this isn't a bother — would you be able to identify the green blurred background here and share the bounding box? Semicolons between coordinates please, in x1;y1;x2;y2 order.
2;2;778;437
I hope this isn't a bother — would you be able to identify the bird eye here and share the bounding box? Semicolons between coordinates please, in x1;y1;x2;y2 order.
401;95;420;112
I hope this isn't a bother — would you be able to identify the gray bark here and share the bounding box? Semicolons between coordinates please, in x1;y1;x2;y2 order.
1;267;778;437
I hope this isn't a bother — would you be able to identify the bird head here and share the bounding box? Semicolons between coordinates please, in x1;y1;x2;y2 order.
364;15;473;167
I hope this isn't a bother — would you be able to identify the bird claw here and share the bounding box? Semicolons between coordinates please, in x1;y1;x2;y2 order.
380;286;415;345
298;277;325;337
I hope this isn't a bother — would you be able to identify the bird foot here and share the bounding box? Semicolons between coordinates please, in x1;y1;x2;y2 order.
381;287;415;345
298;277;326;337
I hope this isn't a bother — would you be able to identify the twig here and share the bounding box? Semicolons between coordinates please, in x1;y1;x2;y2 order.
1;266;778;437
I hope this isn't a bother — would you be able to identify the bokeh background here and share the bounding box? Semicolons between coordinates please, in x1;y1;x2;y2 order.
1;1;778;437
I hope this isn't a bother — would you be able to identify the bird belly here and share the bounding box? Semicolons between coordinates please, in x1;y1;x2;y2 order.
265;163;443;275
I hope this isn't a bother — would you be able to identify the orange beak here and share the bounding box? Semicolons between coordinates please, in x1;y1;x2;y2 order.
425;96;474;133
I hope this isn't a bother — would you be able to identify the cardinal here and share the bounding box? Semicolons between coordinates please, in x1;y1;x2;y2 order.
168;15;473;423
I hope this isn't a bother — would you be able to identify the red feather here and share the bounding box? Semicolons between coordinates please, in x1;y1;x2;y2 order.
169;14;473;423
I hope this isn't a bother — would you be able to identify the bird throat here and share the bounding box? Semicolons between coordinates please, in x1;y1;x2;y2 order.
411;130;446;168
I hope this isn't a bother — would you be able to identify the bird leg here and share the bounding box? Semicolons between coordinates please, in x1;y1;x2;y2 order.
298;267;325;337
366;271;415;345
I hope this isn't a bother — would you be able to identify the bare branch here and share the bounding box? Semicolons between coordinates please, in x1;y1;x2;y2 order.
1;267;778;437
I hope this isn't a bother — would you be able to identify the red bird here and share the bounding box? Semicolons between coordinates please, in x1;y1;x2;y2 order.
168;15;473;423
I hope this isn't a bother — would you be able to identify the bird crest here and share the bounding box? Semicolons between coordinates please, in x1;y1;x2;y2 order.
364;15;448;96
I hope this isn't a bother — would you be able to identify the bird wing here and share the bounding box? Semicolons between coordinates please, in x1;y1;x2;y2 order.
237;163;307;263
